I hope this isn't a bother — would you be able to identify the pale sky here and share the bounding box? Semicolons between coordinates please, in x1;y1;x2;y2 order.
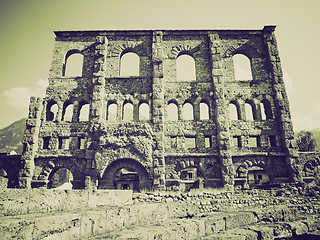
0;0;319;131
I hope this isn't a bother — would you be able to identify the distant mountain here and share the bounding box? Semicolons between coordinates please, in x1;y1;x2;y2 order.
0;118;26;154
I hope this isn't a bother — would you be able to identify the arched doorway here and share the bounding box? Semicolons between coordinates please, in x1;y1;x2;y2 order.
48;167;74;189
99;158;151;191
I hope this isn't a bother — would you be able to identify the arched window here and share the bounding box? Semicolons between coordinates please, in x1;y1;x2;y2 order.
62;102;73;122
233;54;252;80
182;102;194;120
176;54;196;81
229;102;240;120
167;102;179;121
63;51;83;77
107;102;117;121
260;99;273;120
123;101;133;121
78;102;90;121
120;52;140;77
46;101;58;121
139;103;150;121
200;102;210;120
245;102;255;121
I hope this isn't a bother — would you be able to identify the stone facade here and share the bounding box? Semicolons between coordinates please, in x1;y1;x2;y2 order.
17;26;300;190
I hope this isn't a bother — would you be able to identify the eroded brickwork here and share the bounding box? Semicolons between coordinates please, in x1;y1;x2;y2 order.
18;26;300;190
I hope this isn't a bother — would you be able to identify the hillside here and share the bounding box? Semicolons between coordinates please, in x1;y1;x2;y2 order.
0;118;26;154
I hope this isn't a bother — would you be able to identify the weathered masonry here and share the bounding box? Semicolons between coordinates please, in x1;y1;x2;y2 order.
18;26;301;190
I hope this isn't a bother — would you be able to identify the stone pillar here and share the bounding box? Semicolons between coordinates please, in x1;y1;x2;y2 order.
19;97;44;188
208;32;235;189
151;31;166;190
263;26;301;183
91;36;108;122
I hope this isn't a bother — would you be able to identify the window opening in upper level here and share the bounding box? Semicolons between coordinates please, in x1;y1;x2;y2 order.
249;136;261;148
46;101;58;121
200;102;210;120
62;102;73;122
182;102;194;120
260;99;273;120
63;51;83;77
245;102;255;121
78;137;86;149
167;102;179;121
205;137;212;148
176;54;196;81
229;102;240;120
107;102;117;121
185;136;196;149
139;102;150;121
120;52;140;77
123;101;133;121
43;137;50;149
78;102;90;121
233;54;252;80
58;137;70;150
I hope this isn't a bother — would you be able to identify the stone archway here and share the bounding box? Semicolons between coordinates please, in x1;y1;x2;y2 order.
99;158;151;191
47;167;74;189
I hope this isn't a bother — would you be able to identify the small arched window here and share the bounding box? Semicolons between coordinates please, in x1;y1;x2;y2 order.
107;102;117;121
200;102;210;120
233;54;252;80
63;51;84;77
78;102;90;121
120;52;140;77
176;54;196;81
182;102;194;120
167;102;179;121
245;102;255;121
123;101;133;121
260;99;273;120
46;101;58;121
139;102;150;121
229;102;240;120
62;102;73;122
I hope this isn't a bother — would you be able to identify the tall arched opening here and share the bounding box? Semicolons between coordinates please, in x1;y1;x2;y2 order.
99;158;151;191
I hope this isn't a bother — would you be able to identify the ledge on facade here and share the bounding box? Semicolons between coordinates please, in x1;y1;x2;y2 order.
164;152;219;157
105;76;147;80
231;152;286;157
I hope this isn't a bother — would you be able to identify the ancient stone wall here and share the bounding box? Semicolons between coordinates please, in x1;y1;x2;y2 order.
16;26;302;190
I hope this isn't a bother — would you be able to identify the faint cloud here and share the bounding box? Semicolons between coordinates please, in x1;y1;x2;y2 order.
3;80;48;112
283;73;294;95
291;101;320;131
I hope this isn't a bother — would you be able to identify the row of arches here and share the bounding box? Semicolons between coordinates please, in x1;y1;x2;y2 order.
229;99;273;121
46;100;90;122
62;49;253;81
46;98;271;123
167;101;210;120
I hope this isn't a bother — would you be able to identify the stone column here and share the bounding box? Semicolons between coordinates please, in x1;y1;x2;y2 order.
91;36;108;122
208;32;235;189
263;26;301;183
151;31;166;190
87;36;108;188
19;97;44;188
